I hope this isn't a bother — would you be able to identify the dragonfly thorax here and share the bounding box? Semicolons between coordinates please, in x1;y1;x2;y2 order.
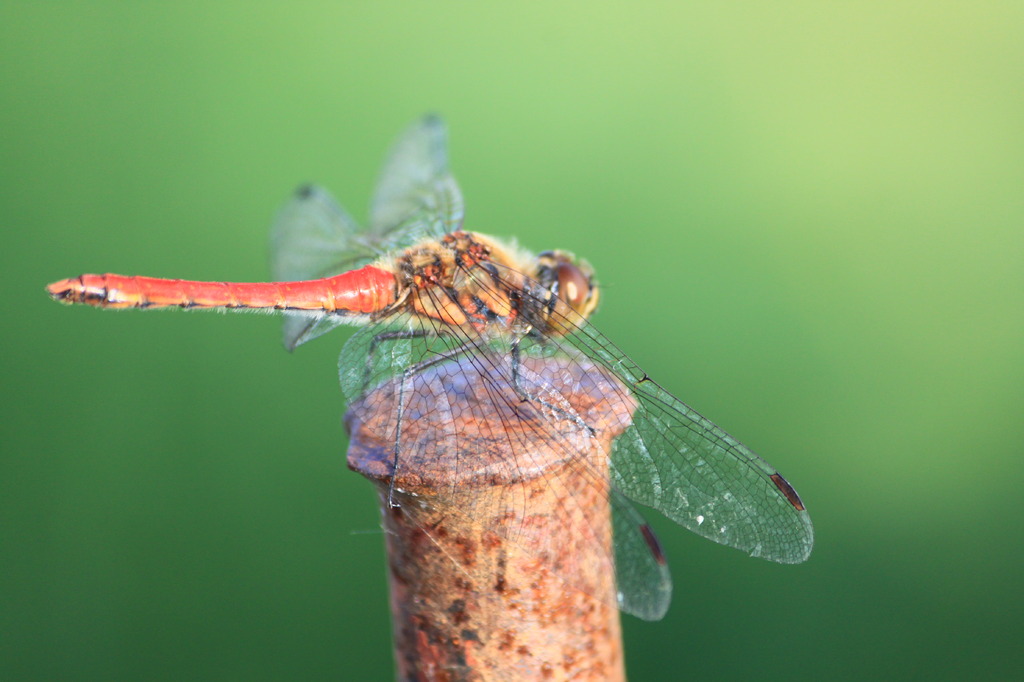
388;231;599;337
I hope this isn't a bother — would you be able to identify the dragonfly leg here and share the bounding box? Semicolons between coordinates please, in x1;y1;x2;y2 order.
509;339;596;437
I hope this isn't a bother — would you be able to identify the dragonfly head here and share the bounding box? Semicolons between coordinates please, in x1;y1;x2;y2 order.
534;250;600;323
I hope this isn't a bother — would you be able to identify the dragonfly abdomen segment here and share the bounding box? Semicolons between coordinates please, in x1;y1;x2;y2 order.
46;266;397;314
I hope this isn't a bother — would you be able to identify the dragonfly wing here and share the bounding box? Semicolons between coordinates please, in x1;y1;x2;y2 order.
271;116;463;284
270;184;375;282
369;114;464;243
280;314;349;353
558;320;815;564
610;488;672;620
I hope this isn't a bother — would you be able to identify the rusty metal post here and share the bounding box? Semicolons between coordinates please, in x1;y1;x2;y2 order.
346;353;634;681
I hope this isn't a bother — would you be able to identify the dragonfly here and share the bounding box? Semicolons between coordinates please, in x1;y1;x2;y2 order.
47;116;813;620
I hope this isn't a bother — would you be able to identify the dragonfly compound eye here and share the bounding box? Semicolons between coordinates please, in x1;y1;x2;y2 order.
535;250;600;321
556;261;598;316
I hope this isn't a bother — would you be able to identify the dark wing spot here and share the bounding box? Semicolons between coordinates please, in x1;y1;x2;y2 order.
296;183;314;199
640;523;667;566
770;473;806;511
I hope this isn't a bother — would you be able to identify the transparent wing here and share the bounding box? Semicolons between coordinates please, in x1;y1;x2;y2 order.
269;116;464;283
339;312;672;620
533;297;815;565
369;114;464;241
610;487;673;619
270;184;371;282
278;314;349;353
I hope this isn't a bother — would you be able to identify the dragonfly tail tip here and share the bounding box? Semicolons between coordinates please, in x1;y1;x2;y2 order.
46;278;78;304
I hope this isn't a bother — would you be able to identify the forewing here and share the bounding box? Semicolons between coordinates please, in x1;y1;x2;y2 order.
369;114;464;243
553;313;815;564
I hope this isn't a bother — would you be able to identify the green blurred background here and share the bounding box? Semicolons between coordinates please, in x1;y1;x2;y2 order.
3;3;1021;680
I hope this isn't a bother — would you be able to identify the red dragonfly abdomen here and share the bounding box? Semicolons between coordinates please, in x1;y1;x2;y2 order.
47;265;397;314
